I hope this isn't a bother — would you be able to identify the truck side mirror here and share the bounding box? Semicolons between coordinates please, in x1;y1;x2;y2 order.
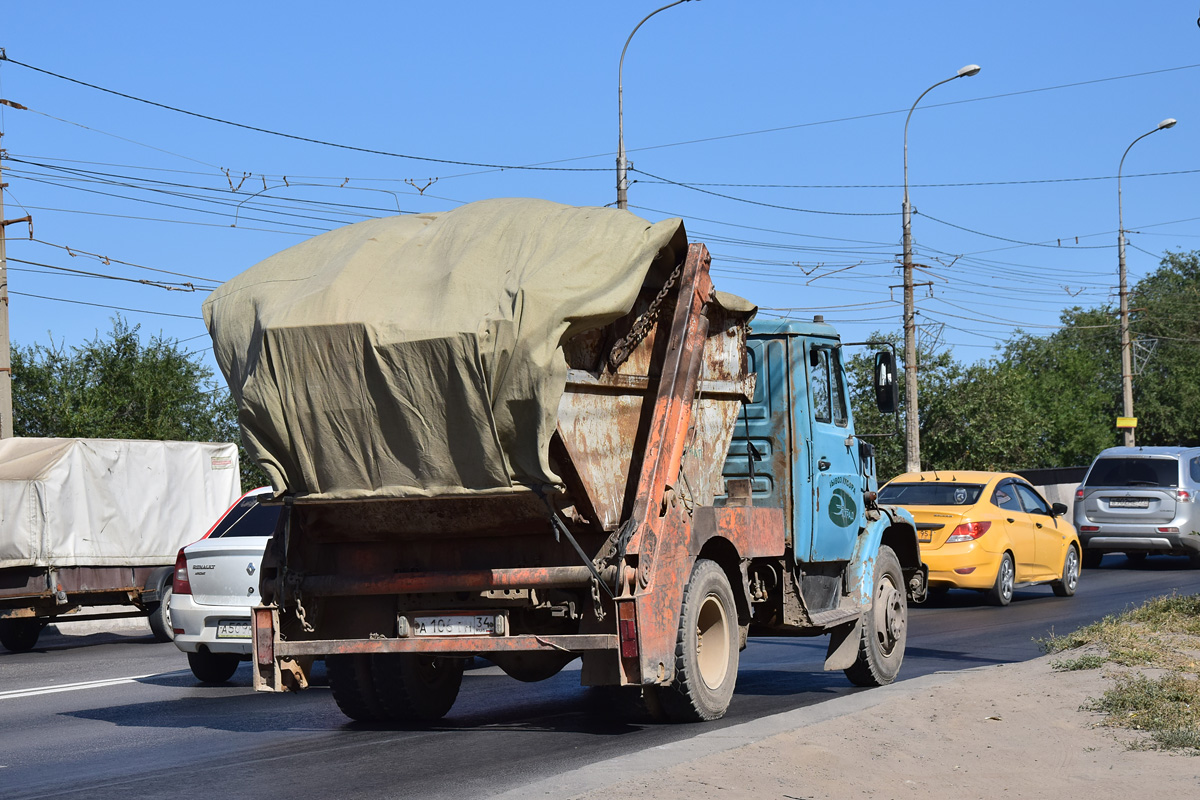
873;351;899;415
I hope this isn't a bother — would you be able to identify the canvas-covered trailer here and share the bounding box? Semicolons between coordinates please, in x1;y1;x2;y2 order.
0;438;241;651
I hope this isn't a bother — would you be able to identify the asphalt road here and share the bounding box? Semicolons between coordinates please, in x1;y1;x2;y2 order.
4;554;1199;800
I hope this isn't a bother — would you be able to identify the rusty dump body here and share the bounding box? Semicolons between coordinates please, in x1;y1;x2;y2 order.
250;239;923;722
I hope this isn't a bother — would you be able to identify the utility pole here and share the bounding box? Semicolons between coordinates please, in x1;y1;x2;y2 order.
1116;118;1176;448
0;129;12;438
617;0;697;210
900;64;980;474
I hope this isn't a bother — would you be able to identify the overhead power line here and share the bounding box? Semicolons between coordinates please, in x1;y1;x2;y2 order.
635;167;1200;190
0;53;605;173
631;168;898;216
10;291;202;319
7;257;207;291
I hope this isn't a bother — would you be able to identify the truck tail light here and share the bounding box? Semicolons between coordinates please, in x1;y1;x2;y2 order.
617;602;638;659
946;521;991;543
1177;490;1191;503
173;548;192;596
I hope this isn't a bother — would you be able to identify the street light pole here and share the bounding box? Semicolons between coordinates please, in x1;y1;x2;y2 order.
1117;117;1176;447
617;0;697;211
901;64;980;473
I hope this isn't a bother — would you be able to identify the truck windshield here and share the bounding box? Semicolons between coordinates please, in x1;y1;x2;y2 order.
878;483;984;506
1084;458;1178;488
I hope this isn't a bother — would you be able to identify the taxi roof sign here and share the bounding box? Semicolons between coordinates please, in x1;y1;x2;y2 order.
1116;417;1138;428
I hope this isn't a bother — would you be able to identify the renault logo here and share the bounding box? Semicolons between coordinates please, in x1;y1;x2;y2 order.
246;562;256;576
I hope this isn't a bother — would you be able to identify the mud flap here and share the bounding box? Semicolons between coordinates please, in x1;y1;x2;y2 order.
824;617;863;671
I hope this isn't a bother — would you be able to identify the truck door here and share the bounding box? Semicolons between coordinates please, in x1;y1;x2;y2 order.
805;341;862;562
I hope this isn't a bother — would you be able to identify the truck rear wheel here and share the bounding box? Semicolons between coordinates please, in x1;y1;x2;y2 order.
0;619;45;653
658;558;739;722
844;545;906;687
187;650;240;684
327;653;387;722
147;584;174;643
372;654;465;722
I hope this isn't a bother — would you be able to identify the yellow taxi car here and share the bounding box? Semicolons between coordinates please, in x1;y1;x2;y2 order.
878;471;1081;606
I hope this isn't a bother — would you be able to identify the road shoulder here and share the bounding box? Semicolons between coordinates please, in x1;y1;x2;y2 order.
492;654;1200;799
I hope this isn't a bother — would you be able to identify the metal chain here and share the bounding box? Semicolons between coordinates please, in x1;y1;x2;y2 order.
608;260;684;370
284;570;315;633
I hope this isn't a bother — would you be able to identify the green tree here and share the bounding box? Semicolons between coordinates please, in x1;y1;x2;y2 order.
11;316;266;490
847;249;1200;478
845;332;957;481
1129;250;1200;446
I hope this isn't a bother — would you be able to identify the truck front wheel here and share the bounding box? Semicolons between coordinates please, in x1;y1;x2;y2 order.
844;545;906;687
658;558;739;722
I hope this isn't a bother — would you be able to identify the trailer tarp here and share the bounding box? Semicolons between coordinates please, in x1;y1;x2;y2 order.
0;438;241;569
203;198;687;499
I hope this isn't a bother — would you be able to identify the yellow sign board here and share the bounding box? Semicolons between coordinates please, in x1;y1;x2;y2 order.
1116;417;1138;428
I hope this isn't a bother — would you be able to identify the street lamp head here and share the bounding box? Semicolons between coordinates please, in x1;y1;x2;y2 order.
957;64;981;78
1158;118;1178;130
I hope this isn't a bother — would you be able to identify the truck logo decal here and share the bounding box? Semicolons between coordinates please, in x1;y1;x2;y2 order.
829;488;858;527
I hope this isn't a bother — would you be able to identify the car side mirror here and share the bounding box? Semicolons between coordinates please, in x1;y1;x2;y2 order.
873;350;899;415
1051;502;1068;517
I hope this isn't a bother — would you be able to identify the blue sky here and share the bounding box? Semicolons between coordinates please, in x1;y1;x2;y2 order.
2;2;1197;379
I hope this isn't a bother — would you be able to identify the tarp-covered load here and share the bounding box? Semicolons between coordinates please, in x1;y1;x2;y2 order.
0;438;241;569
203;198;688;499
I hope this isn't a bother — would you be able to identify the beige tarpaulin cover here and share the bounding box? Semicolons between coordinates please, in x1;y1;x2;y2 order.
0;438;241;569
203;198;687;499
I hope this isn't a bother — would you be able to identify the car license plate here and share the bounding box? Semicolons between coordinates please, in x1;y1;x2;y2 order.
917;530;933;543
413;614;497;636
1108;498;1150;509
216;619;251;639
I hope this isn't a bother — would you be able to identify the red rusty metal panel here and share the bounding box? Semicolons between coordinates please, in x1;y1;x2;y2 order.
624;243;715;552
690;507;786;559
557;243;754;531
254;606;276;666
276;634;618;657
631;507;692;684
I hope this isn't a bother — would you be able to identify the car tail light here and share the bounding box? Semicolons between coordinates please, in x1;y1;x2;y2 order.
1080;525;1099;532
1158;527;1180;533
946;521;991;543
1177;490;1191;503
1075;488;1084;501
173;549;192;595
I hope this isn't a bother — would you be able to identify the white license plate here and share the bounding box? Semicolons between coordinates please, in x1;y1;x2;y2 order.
1108;498;1150;509
216;619;252;639
413;614;496;636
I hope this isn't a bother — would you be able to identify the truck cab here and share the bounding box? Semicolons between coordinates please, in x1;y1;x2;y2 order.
724;317;924;683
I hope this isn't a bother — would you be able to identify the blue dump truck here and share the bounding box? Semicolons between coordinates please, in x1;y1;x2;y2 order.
204;199;925;722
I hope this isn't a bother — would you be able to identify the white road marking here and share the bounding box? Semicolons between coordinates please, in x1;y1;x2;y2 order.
0;670;191;700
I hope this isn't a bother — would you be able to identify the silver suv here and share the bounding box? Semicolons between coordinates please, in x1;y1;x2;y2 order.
1074;446;1200;568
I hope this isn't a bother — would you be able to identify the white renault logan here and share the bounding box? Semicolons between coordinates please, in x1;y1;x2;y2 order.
171;488;280;683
